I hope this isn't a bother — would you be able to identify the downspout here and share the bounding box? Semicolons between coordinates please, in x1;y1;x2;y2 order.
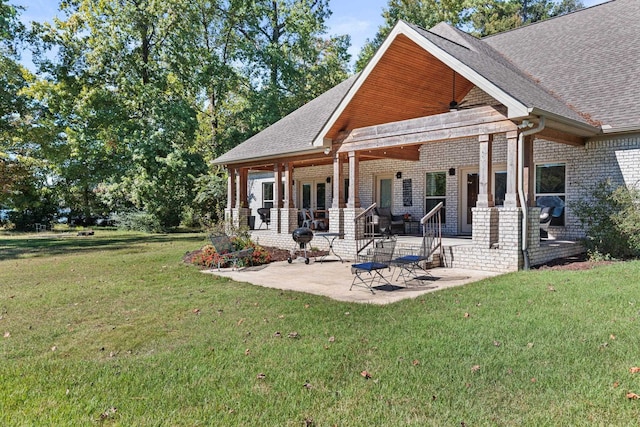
518;116;545;270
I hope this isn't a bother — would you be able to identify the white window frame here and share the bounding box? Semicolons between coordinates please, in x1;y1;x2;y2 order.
425;171;446;223
534;162;566;226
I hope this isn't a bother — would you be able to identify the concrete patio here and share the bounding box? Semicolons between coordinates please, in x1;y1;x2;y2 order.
203;256;500;305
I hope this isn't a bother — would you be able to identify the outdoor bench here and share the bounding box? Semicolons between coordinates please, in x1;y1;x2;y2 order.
209;233;254;270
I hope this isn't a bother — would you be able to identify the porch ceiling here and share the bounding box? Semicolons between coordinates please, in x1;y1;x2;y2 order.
325;34;475;140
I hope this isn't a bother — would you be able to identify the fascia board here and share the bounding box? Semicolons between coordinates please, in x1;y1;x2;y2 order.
400;28;531;119
312;23;413;147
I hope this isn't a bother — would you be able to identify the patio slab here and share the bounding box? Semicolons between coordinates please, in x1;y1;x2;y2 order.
202;258;500;305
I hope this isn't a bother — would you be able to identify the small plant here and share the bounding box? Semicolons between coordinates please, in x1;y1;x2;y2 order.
189;238;271;269
189;206;270;268
572;179;640;259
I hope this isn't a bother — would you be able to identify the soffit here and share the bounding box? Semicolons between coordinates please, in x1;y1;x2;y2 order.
326;34;475;140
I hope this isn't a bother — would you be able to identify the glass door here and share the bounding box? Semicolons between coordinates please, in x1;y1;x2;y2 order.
376;176;393;208
460;170;478;234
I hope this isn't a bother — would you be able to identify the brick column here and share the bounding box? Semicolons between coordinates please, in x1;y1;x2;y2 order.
280;208;299;234
232;207;250;229
342;207;363;260
527;207;541;250
472;207;499;248
499;207;522;250
328;208;344;235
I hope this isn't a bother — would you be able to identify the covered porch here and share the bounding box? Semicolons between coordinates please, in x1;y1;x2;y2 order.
225;105;584;272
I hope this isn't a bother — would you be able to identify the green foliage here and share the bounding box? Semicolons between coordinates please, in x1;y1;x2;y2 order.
189;238;271;268
3;0;349;232
192;168;228;224
112;210;164;233
571;180;640;259
355;0;584;70
464;0;584;37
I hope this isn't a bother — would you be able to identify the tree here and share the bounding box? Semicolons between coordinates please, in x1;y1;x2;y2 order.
235;0;351;132
355;0;584;70
30;0;208;228
0;0;39;217
464;0;584;37
356;0;465;71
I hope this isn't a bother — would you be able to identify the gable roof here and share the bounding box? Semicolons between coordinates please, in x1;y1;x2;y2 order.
484;0;640;131
216;0;635;166
213;75;358;165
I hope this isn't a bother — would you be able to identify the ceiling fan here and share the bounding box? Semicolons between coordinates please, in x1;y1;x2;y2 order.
421;70;478;113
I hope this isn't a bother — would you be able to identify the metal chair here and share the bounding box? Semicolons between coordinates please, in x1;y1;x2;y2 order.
209;233;254;270
350;236;397;294
257;207;270;229
391;228;434;285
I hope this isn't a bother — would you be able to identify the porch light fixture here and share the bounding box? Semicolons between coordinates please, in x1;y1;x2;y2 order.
326;176;331;183
449;168;456;176
323;147;331;155
396;171;402;179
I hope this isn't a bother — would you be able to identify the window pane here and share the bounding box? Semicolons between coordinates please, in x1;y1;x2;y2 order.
536;195;565;226
316;183;326;209
426;198;446;223
426;172;446;196
536;164;565;194
379;178;392;208
344;179;349;204
263;182;274;201
302;183;311;209
494;172;507;206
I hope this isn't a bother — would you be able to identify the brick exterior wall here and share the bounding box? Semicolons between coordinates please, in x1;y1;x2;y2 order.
244;132;639;272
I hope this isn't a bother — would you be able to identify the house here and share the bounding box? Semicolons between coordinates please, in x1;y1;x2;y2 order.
214;0;640;272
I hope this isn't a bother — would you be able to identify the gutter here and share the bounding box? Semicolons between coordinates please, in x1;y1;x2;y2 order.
518;116;545;270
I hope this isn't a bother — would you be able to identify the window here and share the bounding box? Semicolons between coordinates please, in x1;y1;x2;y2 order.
344;179;349;204
377;177;392;208
262;182;274;208
535;163;565;226
316;182;326;210
425;172;446;223
494;171;507;206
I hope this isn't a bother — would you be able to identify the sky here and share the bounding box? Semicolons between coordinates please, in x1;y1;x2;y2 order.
13;0;609;71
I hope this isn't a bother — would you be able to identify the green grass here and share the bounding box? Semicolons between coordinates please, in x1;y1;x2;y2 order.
1;231;640;425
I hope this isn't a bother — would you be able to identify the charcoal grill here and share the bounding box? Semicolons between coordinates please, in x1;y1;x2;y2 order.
288;227;314;264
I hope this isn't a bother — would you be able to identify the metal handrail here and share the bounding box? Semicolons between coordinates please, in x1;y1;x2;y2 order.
354;203;377;260
420;202;443;261
354;203;377;222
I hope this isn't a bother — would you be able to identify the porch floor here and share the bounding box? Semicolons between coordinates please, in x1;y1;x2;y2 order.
203;258;499;305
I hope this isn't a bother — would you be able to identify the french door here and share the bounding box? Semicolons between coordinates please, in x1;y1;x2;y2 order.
460;169;478;235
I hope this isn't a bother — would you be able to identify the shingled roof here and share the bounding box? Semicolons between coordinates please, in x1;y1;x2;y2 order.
216;0;636;165
484;0;640;130
213;75;358;164
410;21;589;125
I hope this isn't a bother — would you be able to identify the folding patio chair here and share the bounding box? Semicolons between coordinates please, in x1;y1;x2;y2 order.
391;228;434;285
350;236;397;294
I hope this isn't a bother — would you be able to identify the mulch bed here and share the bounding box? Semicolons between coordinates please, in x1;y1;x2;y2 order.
186;243;606;271
184;245;327;267
533;252;614;271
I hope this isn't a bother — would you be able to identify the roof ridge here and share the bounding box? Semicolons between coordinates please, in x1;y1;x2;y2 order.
483;0;617;40
401;20;474;51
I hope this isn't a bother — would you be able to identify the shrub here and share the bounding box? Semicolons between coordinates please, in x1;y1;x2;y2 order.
113;210;164;233
189;238;271;269
572;180;640;259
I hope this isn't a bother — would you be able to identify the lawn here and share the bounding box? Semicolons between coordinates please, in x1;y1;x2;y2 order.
1;231;640;426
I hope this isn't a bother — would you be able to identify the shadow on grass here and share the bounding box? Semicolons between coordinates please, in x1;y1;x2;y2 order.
0;232;206;261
